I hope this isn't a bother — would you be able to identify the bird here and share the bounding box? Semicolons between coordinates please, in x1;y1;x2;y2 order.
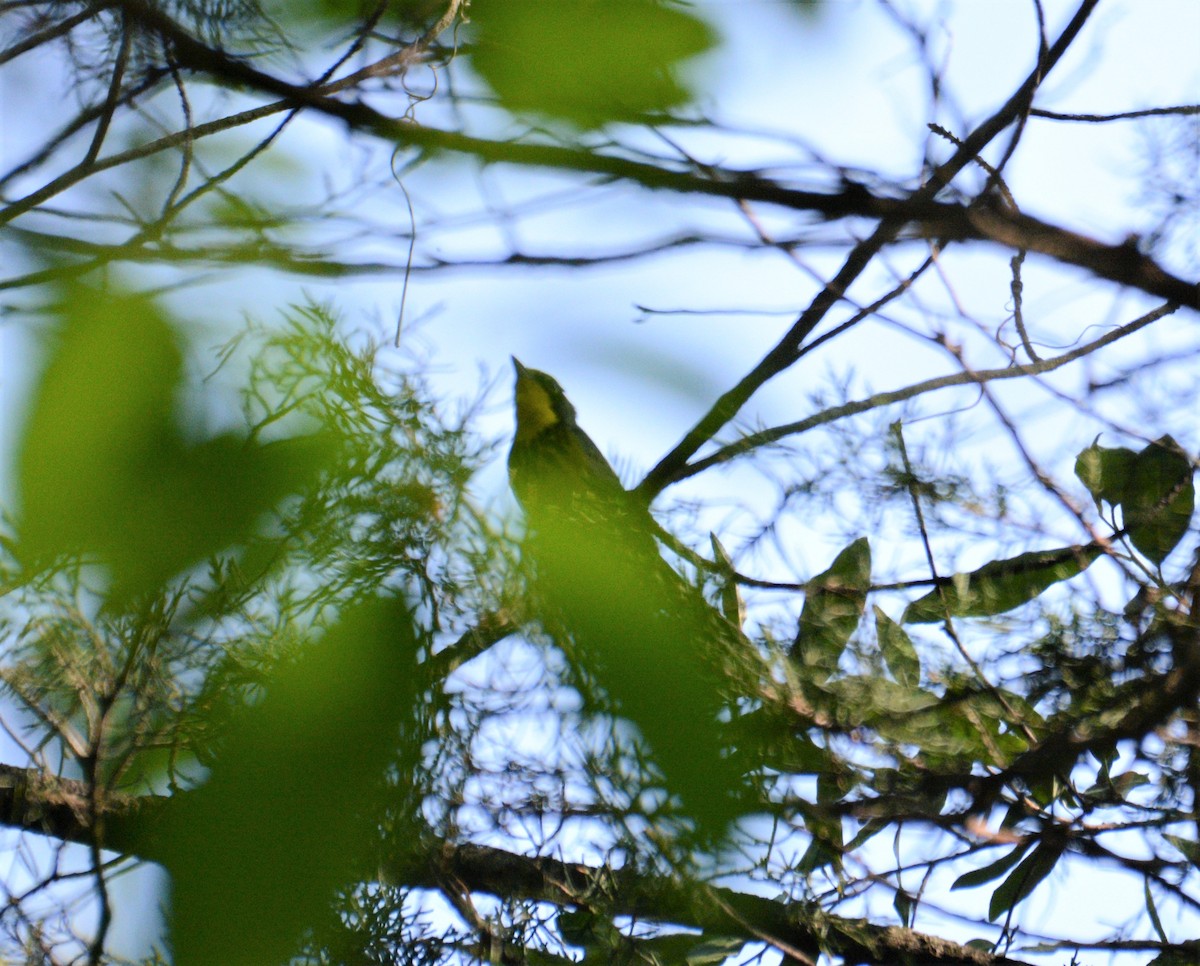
507;358;744;839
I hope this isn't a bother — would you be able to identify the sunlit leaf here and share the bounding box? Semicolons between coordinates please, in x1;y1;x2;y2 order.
902;544;1100;624
469;0;715;128
839;679;1025;762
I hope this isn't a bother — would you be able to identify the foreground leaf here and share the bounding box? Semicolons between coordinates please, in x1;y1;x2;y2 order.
470;0;715;128
155;598;419;966
17;286;334;602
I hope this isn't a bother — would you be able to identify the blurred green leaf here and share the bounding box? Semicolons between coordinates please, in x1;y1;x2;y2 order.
155;597;418;966
469;0;715;128
874;606;920;687
268;0;442;28
528;499;742;838
902;544;1100;624
791;537;871;684
17;286;336;602
988;842;1062;921
18;287;181;570
843;817;888;852
733;709;831;775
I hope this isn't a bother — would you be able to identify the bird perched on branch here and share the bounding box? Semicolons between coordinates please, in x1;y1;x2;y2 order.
508;358;744;839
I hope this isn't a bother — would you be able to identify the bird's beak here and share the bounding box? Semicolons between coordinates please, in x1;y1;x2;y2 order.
511;356;527;377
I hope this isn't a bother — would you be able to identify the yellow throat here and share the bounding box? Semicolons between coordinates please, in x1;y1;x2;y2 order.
513;364;561;443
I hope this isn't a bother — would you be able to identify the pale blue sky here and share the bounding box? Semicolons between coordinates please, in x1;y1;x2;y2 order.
1;0;1198;961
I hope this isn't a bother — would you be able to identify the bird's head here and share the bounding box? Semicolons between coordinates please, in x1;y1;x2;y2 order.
512;357;577;443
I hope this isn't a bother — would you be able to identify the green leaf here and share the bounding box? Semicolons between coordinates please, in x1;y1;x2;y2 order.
843;817;889;852
1075;438;1137;507
874;606;920;687
823;675;940;719
792;537;871;683
797;774;844;874
469;0;715;128
1081;769;1150;805
710;532;746;628
272;0;439;28
951;842;1033;891
1123;436;1194;565
734;709;833;775
686;937;750;965
527;489;742;838
154;598;419;966
1075;435;1195;564
16;287;336;602
18;288;181;577
902;544;1100;624
988;842;1063;921
1145;877;1168;944
894;889;916;928
558;907;611;947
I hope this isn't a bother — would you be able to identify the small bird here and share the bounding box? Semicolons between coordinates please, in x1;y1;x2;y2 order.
508;358;629;523
508;358;744;839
